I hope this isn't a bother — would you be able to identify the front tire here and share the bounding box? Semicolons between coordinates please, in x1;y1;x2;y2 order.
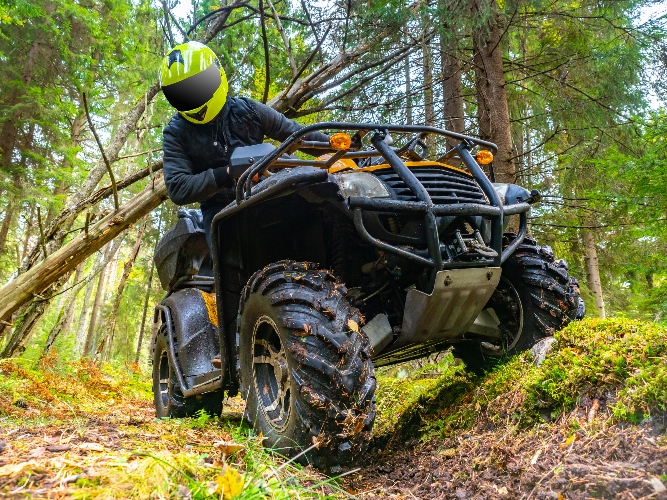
152;324;223;418
455;234;584;373
238;261;376;471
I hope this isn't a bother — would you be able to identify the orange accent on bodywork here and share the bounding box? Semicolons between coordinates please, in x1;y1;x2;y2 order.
200;291;218;327
359;161;473;177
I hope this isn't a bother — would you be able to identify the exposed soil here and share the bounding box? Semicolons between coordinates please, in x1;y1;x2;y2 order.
349;414;667;499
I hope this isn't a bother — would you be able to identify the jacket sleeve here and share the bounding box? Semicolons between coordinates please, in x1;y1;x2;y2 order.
248;100;331;156
162;123;228;206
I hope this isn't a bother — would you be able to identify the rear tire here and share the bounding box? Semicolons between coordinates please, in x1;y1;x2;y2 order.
238;261;376;471
152;324;223;418
455;234;584;373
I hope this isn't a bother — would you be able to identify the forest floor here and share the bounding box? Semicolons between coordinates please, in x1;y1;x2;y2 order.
0;318;666;499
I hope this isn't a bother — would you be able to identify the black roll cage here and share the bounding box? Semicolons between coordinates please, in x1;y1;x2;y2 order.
231;122;529;271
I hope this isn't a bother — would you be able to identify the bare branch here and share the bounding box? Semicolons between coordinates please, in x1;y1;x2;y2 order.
266;0;297;79
82;92;119;212
259;0;271;104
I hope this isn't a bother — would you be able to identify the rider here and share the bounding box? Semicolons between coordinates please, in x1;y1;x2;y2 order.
159;41;330;246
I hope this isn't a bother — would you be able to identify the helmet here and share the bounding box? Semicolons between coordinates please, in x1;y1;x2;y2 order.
159;41;229;125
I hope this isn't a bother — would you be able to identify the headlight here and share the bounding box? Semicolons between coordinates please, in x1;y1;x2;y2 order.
334;172;390;198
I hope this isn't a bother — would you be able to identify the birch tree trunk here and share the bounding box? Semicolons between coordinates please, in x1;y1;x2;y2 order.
583;230;606;318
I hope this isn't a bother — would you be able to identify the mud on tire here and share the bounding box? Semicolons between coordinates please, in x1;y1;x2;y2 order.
237;261;376;471
152;324;223;418
455;234;585;373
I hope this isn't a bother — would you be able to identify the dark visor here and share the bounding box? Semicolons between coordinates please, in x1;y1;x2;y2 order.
162;64;221;112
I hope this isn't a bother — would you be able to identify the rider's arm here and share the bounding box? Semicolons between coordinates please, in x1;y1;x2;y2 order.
162;122;230;205
248;100;331;155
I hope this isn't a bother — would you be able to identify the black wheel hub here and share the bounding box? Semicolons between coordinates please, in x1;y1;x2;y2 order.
252;316;291;430
482;276;524;355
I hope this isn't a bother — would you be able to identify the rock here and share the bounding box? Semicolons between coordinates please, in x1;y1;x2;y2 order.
0;442;5;454
530;337;558;366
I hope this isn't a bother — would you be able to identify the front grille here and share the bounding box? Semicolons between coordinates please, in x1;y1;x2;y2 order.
374;167;487;204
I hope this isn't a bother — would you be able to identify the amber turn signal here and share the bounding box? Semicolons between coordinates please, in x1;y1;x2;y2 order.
330;132;352;150
475;150;494;165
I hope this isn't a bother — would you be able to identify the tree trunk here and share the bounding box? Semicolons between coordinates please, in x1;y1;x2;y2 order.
135;260;155;364
405;50;412;125
422;36;436;152
43;262;85;354
0;198;18;258
440;38;465;145
583;230;605;318
75;255;103;351
98;218;147;360
0;176;167;327
83;245;113;357
472;0;514;183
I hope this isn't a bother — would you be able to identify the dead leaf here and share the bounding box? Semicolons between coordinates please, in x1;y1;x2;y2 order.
495;486;508;494
30;447;47;458
558;494;566;500
46;444;71;453
213;440;244;455
347;319;359;332
649;477;666;493
0;461;37;477
530;449;542;465
216;466;244;499
587;399;600;423
79;442;105;452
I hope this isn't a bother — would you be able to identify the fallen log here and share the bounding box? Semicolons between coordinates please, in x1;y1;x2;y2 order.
0;177;168;324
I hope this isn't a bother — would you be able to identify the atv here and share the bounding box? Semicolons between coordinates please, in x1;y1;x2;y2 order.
151;123;584;469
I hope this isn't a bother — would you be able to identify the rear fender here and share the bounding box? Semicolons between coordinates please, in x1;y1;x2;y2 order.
157;288;225;396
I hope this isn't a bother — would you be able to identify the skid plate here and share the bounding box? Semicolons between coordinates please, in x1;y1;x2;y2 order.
392;267;501;350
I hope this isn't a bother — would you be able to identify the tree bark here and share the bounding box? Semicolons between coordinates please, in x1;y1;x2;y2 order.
135;260;155;364
0;177;168;327
422;37;436;152
583;230;606;318
43;262;84;354
405;50;412;125
472;0;514;183
83;245;113;358
97;218;147;360
75;256;101;350
0;198;18;258
440;39;465;142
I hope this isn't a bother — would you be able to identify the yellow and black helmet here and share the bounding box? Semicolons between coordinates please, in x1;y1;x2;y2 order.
159;41;229;125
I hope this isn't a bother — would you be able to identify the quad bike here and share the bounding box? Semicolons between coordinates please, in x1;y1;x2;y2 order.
151;123;584;469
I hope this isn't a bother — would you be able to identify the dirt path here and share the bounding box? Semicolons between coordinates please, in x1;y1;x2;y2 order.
349;416;667;499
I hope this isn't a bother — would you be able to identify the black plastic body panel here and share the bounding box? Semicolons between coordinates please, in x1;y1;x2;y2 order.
159;288;222;393
154;208;209;290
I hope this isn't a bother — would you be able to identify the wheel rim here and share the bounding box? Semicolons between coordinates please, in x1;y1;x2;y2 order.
482;276;524;356
252;316;291;430
158;351;170;409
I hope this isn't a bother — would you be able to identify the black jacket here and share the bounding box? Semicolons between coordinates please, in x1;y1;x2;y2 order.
162;96;328;210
